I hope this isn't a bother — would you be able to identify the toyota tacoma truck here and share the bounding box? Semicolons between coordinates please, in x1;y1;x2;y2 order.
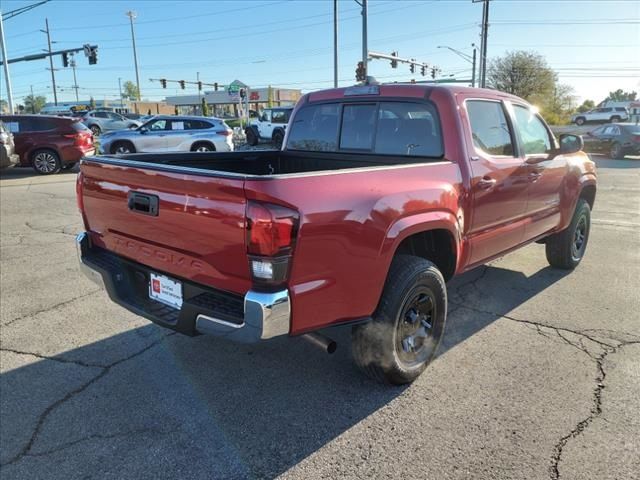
76;84;596;384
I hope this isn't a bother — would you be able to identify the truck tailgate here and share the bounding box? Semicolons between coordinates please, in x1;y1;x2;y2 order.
79;159;251;295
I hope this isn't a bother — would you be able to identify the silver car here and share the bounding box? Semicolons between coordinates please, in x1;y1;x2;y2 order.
98;116;234;155
82;110;142;136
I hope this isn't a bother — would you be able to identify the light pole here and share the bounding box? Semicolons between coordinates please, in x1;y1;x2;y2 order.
0;10;14;113
70;53;79;101
118;77;123;107
333;0;338;88
42;18;58;105
437;45;478;87
360;0;368;80
126;11;141;105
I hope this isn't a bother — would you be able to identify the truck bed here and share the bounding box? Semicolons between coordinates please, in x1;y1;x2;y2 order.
91;150;435;177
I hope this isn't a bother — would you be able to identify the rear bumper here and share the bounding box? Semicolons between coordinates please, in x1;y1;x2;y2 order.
76;232;290;342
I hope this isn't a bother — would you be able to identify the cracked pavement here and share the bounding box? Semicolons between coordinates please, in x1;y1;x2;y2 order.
1;158;639;479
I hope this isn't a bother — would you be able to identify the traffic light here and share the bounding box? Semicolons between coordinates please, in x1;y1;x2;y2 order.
420;65;426;76
239;88;246;99
431;67;438;79
214;82;219;91
197;81;202;91
409;60;415;74
160;78;167;88
355;61;366;82
88;46;98;65
390;51;398;69
62;52;69;68
179;80;185;90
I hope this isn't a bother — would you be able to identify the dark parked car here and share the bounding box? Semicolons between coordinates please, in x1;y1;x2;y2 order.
0;115;95;174
1;120;20;169
583;123;640;159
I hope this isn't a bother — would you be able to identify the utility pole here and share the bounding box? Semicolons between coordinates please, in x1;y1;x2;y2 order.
43;18;58;105
0;10;14;113
126;11;141;104
197;71;202;107
471;45;477;88
360;0;368;81
478;0;490;88
333;0;338;88
70;53;79;101
30;85;35;113
118;77;123;105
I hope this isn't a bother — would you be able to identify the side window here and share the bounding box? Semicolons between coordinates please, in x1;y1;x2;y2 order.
5;120;21;133
340;104;376;150
260;110;272;122
287;104;339;152
271;110;288;124
512;105;552;155
375;102;442;157
148;119;167;131
170;120;185;130
184;120;210;130
601;108;612;113
591;126;606;136
466;100;514;156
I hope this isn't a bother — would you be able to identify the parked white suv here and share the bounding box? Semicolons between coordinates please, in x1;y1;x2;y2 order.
572;107;629;126
245;107;293;148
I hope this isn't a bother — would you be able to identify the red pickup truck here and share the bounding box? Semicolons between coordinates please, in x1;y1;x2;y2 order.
76;84;596;384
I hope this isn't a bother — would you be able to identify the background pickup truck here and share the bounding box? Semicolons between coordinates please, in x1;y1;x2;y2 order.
76;84;596;384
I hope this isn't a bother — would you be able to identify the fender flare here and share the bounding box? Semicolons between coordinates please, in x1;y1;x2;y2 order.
380;210;463;274
271;127;285;140
245;125;259;137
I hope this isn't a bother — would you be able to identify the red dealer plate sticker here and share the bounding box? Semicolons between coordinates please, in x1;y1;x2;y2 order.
149;273;183;310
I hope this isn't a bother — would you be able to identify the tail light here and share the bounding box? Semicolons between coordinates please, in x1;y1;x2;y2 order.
633;135;640;143
246;201;299;287
216;130;232;136
63;133;84;146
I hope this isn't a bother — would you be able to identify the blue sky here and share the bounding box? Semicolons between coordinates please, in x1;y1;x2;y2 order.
1;0;639;106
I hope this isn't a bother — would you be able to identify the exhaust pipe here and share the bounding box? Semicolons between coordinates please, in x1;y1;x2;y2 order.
302;332;337;354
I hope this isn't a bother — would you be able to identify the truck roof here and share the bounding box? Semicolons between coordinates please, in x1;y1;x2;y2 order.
305;83;523;103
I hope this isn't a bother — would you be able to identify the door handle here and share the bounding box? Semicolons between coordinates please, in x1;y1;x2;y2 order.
528;172;542;181
477;177;497;189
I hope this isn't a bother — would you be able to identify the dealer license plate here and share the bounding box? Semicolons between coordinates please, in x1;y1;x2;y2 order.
149;273;183;309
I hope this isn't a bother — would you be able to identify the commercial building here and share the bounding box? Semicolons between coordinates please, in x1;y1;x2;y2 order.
164;80;301;117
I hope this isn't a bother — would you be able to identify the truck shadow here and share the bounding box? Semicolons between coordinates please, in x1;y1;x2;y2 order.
1;263;569;478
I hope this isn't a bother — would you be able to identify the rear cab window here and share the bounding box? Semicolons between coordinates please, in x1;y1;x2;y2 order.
286;101;443;158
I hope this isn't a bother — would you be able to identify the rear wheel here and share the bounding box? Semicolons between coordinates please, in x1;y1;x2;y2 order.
610;115;621;123
31;149;61;175
610;142;624;159
351;255;447;385
191;142;215;152
89;125;101;136
545;198;591;269
110;141;136;155
575;117;586;126
272;130;284;148
246;128;258;146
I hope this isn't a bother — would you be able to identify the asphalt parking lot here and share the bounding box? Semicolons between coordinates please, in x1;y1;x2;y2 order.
1;157;638;480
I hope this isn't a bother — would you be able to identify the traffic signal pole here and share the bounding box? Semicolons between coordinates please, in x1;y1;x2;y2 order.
0;11;14;113
44;18;58;105
361;0;368;80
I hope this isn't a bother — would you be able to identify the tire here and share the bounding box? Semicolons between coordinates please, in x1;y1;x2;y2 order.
89;125;101;136
127;124;137;129
545;198;591;270
610;142;624;159
246;129;258;146
110;141;136;155
575;117;585;126
31;149;61;175
272;130;284;148
610;116;621;123
190;142;215;153
61;162;77;170
351;255;447;385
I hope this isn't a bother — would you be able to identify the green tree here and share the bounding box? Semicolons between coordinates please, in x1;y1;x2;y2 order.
201;97;209;116
577;99;595;113
23;94;47;114
487;51;556;102
89;97;96;110
121;80;140;101
604;89;637;102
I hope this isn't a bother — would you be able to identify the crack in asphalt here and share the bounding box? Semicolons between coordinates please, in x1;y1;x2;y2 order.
447;269;638;480
0;348;104;369
24;221;77;238
0;332;175;467
1;289;102;327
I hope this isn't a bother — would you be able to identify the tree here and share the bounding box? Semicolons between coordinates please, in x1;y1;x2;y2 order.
604;89;637;103
0;99;8;113
23;94;47;114
487;51;556;102
89;97;96;110
121;81;140;101
201;97;209;116
577;99;595;113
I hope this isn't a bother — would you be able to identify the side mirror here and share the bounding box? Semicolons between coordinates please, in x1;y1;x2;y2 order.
559;133;583;154
139;127;148;134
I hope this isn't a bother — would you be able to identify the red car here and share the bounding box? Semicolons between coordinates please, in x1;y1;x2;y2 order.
0;115;94;174
76;84;596;384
